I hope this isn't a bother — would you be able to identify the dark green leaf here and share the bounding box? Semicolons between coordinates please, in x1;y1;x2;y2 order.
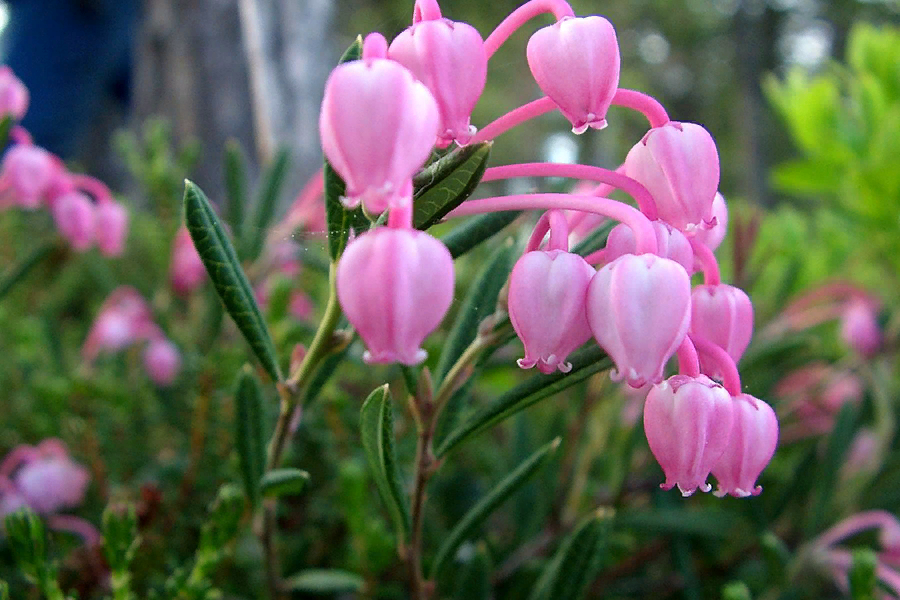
441;211;521;258
615;508;744;538
436;346;611;457
571;220;615;257
360;385;410;540
284;569;365;594
261;468;310;498
223;139;248;246
183;180;282;381
303;343;351;407
430;437;561;579
528;509;613;600
245;148;290;260
234;366;266;507
806;402;859;536
413;142;492;230
0;240;56;300
452;543;492;600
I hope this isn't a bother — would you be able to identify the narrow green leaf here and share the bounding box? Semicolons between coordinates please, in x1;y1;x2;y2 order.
412;142;492;230
849;548;878;600
184;180;282;381
0;240;56;300
436;346;611;457
261;468;310;498
452;543;492;600
246;148;290;260
615;508;743;538
441;211;521;259
807;402;858;536
223;139;248;245
234;366;266;507
435;239;515;385
571;220;614;257
360;385;410;540
324;36;365;261
284;569;365;594
528;509;612;600
303;343;351;407
430;437;561;579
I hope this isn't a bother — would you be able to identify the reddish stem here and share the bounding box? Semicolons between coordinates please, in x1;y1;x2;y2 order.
610;89;670;128
676;336;700;378
472;97;557;144
690;238;721;286
413;0;442;22
689;335;741;395
483;0;575;58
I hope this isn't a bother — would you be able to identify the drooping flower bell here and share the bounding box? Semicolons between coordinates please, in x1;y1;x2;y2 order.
12;440;90;515
586;253;692;387
689;284;753;366
51;190;95;251
603;220;693;272
711;394;779;497
0;144;57;210
319;33;439;215
82;287;156;362
389;15;487;146
336;227;454;365
508;250;595;374
144;338;181;387
93;200;129;257
0;66;29;121
840;299;882;357
692;192;728;252
526;16;620;134
624;121;720;232
170;227;207;296
643;374;734;496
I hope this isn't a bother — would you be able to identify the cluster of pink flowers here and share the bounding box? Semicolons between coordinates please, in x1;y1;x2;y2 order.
82;286;181;387
813;511;900;596
318;0;777;497
0;439;98;545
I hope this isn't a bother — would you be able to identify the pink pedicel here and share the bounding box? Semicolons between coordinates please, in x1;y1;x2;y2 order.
8;440;90;515
586;253;692;388
692;192;728;251
388;16;487;146
51;190;96;251
643;374;734;496
526;16;620;134
689;284;754;366
840;299;882;357
170;227;207;296
319;33;439;214
508;250;595;374
93;200;129;257
624;121;720;232
0;144;57;210
711;394;779;498
0;66;29;121
82;287;156;362
336;227;454;365
144;338;182;387
603;220;693;272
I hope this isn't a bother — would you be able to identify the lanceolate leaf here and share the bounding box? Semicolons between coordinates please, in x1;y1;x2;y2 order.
184;180;282;381
246;148;290;260
436;346;611;457
412;142;492;230
234;367;266;507
430;438;561;580
441;210;521;258
223;139;248;245
284;570;365;594
359;385;410;540
261;468;310;498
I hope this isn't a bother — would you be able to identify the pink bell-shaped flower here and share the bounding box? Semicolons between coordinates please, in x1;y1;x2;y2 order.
82;287;156;362
170;227;207;296
336;227;454;365
0;144;57;209
603;220;693;272
388;17;487;146
586;253;692;387
712;394;779;497
690;284;753;367
643;374;734;496
840;299;882;357
0;66;29;121
320;34;440;214
526;16;620;134
14;440;90;515
51;190;95;251
692;192;728;252
624;122;720;232
508;250;595;374
93;201;129;257
144;338;181;387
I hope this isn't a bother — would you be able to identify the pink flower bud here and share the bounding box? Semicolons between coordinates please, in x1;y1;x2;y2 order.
93;201;129;257
690;284;753;369
170;227;207;296
51;191;95;251
624;122;720;232
840;300;882;357
289;291;314;320
586;254;692;387
0;144;57;209
336;227;454;365
0;66;29;121
508;250;595;374
604;220;693;272
389;17;487;146
319;49;439;214
643;374;734;496
711;394;779;497
692;192;728;252
526;16;620;134
144;338;181;387
82;287;155;362
14;442;90;515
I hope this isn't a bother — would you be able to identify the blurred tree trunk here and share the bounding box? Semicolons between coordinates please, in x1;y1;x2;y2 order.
133;0;335;205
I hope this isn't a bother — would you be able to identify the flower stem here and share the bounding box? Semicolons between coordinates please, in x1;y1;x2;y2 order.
690;238;721;286
483;0;575;58
473;97;557;144
676;336;700;378
611;89;670;128
689;335;741;395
